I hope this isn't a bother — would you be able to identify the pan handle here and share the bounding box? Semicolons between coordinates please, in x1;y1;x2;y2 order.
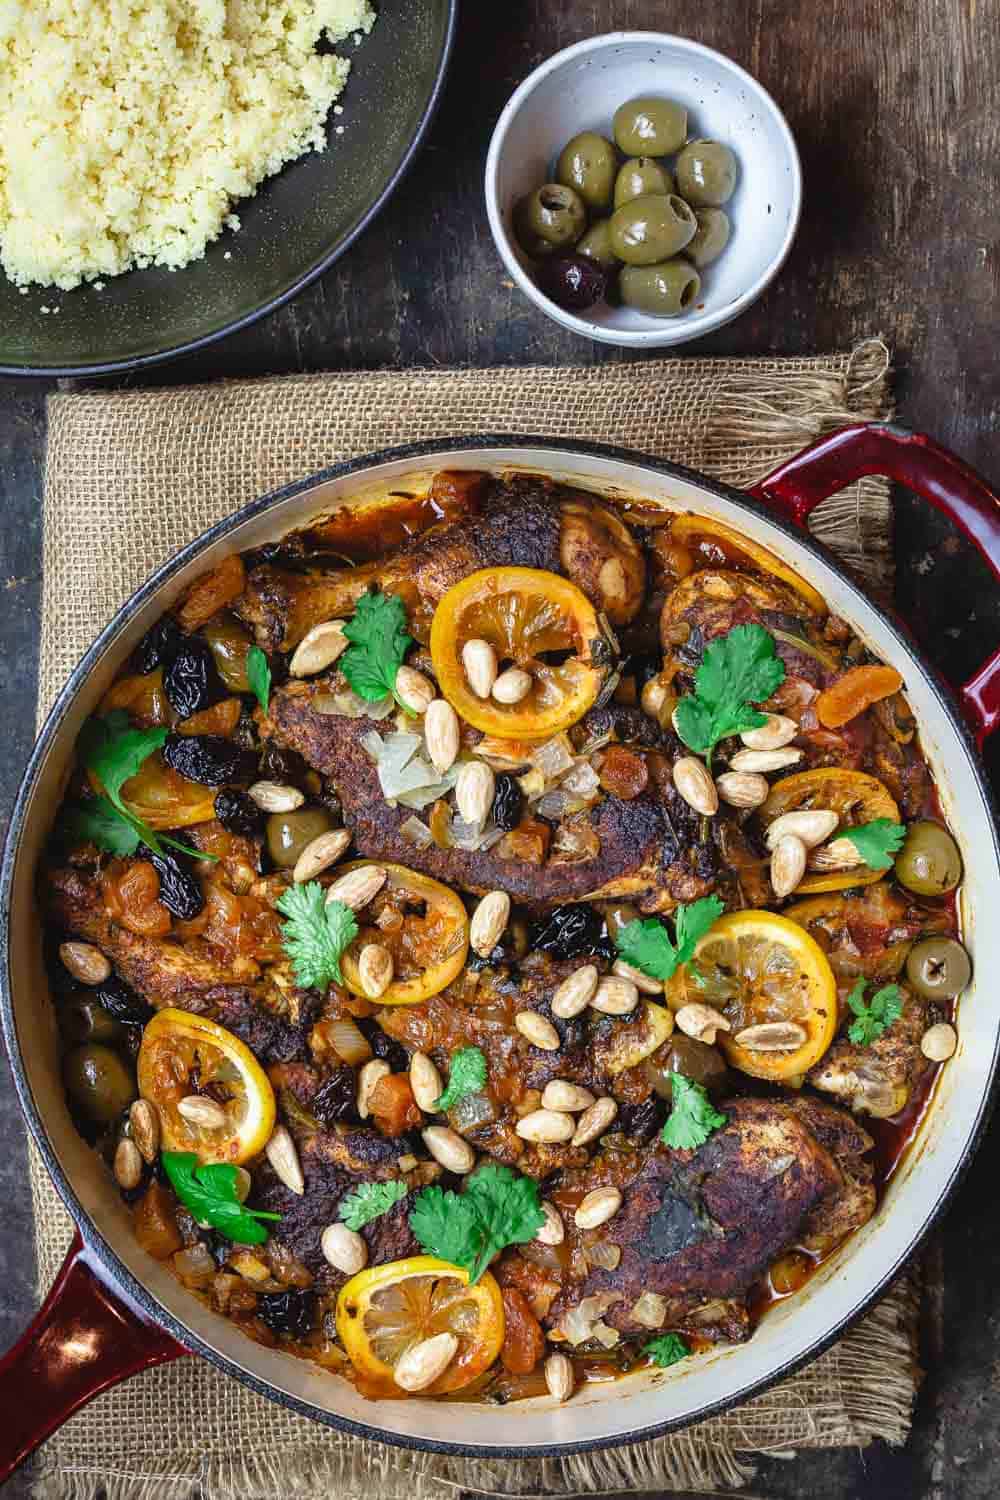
0;1231;187;1482
749;421;1000;746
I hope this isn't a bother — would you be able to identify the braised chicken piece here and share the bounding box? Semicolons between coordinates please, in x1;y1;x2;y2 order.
808;986;930;1119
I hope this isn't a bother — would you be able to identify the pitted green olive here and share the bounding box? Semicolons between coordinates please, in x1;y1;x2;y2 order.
609;194;697;265
675;140;738;206
613;157;674;208
905;937;971;999
266;807;332;868
685;207;731;268
613;96;688;157
575;219;620;270
895;821;962;896
64;1044;136;1123
620;259;701;316
63;999;125;1045
645;1034;729;1097
556;132;618;213
514;184;588;257
201;614;253;693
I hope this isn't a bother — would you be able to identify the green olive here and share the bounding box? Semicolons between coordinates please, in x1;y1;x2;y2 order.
895;821;963;896
202;614;253;693
575;219;621;270
609;194;697;265
905;936;971;999
556;131;618;214
644;1034;729;1098
62;999;125;1045
620;259;701;317
63;1044;136;1124
675;140;738;206
613;96;688;157
613;157;674;208
513;184;588;258
266;807;332;869
684;207;731;268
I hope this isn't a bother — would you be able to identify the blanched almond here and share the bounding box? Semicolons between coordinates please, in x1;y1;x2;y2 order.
462;638;498;699
641;676;669;719
59;941;111;985
321;1223;368;1275
358;943;394;999
545;1351;574;1403
675;1003;731;1044
612;958;661;994
177;1095;228;1130
809;836;864;871
492;667;532;705
424;698;460;772
571;1095;617;1146
715;771;769;809
733;1020;807;1051
325;864;387;911
422;1126;476;1173
394;1332;459;1392
515;1108;575;1143
541;1080;596;1113
551;964;598;1018
129;1098;160;1164
470;890;510;957
395;665;435;715
921;1023;957;1062
590;976;639;1015
515;1010;561;1051
535;1201;565;1246
739;713;798;750
409;1052;443;1112
249;781;304;813
265;1123;305;1195
729;748;803;773
574;1186;622;1230
289;620;348;677
672;756;719;815
764;810;839;850
455;761;495;825
292;828;352;883
114;1138;143;1190
770;833;807;898
357;1059;390;1120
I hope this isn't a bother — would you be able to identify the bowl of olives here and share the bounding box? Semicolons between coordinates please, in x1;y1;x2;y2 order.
485;31;802;346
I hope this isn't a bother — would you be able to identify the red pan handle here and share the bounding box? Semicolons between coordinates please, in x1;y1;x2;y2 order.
0;1231;187;1482
749;422;1000;747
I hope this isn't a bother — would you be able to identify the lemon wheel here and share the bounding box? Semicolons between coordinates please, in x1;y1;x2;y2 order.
430;566;607;739
338;862;469;1006
89;752;217;830
137;1008;276;1164
667;910;837;1081
758;768;900;894
669;514;828;615
336;1256;505;1398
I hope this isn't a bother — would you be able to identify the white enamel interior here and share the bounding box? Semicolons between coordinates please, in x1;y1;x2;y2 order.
7;444;997;1453
485;33;802;348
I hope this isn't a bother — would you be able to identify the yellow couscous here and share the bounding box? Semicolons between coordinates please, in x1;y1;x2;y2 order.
0;0;376;290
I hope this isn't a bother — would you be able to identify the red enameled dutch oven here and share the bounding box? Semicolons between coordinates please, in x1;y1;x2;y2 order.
2;423;998;1477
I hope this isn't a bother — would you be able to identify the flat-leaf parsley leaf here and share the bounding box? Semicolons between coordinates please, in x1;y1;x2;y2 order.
338;1180;409;1231
643;1332;690;1368
846;979;904;1046
161;1151;280;1245
276;881;358;990
435;1046;488;1112
660;1073;727;1151
615;896;725;983
842;818;906;871
247;645;272;714
341;592;413;705
674;624;786;763
409;1163;545;1284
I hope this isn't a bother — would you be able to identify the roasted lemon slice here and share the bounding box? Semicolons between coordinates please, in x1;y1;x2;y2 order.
430;566;607;739
137;1008;276;1165
667;910;837;1081
758;768;901;894
668;514;828;615
336;1256;505;1398
337;861;470;1006
90;752;217;830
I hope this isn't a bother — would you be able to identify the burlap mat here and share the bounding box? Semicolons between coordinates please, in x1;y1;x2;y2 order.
28;338;921;1500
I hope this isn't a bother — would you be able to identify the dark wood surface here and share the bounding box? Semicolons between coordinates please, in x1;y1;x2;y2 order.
1;2;998;1496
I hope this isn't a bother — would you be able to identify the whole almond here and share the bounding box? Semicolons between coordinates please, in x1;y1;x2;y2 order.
492;667;532;705
734;1020;807;1051
535;1201;566;1246
765;810;839;850
358;943;394;999
574;1186;622;1230
552;965;599;1018
357;1059;391;1120
515;1108;575;1143
409;1051;443;1112
672;756;719;816
675;1002;732;1044
729;748;803;774
422;1125;476;1173
541;1080;596;1113
809;836;865;871
455;761;496;825
289;620;348;677
515;1010;561;1051
470;890;510;957
571;1095;617;1147
129;1098;160;1164
641;676;669;719
321;1223;368;1275
325;864;387;911
177;1095;228;1130
545;1351;574;1403
462;638;498;699
249;781;305;813
739;713;798;750
394;1331;459;1392
59;941;111;985
591;976;639;1015
770;833;808;898
265;1123;305;1195
114;1138;143;1191
612;958;661;994
715;771;770;809
424;698;460;772
395;665;435;715
921;1022;958;1062
292;828;352;883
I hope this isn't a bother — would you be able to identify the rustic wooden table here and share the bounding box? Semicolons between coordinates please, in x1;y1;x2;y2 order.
0;2;997;1496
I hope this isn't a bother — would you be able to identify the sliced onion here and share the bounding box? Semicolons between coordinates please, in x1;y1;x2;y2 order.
530;733;575;782
315;690;394;720
593;1321;621;1349
630;1291;667;1329
400;816;433;848
552;814;600;863
327;1016;373;1067
448;1090;498;1133
360;730;385;761
393;766;459;810
585;1240;622;1271
559;1292;623;1347
562;760;601;799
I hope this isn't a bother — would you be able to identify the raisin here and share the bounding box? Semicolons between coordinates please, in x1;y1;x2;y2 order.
214;788;265;837
256;1288;316;1339
597;746;649;801
133;617;184;675
357;1018;409;1074
141;845;205;920
163;638;226;719
617;1095;665;1144
163;732;256;787
95;974;154;1025
491;773;523;832
258;743;312;791
531;904;607;960
312;1068;362;1127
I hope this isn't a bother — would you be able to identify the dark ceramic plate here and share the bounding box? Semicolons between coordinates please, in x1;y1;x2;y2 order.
0;0;456;377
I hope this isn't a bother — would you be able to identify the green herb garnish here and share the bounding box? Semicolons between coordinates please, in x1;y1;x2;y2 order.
340;591;414;706
842;818;906;871
59;794;146;857
660;1074;727;1151
846;979;904;1046
434;1046;488;1112
276;881;358;990
161;1152;280;1245
643;1332;691;1368
338;1180;409;1231
615;896;725;983
247;645;272;714
674;624;786;764
409;1163;545;1284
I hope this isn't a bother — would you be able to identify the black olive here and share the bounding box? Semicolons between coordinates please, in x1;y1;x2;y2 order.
535;253;608;311
491;774;523;832
162;732;256;787
532;904;607;959
141;845;205;920
312;1067;363;1126
94;974;154;1026
133;617;185;675
163;638;227;719
214;788;265;838
257;1288;317;1339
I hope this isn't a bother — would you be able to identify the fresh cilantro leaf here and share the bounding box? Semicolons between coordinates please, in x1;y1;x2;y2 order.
247;646;271;714
71;714;211;860
643;1332;690;1368
660;1074;727;1151
846;979;904;1046
409;1163;545;1284
674;624;786;762
161;1152;280;1245
842;818;906;871
340;592;413;705
615;896;725;983
58;795;142;856
83;717;169;813
276;882;358;990
435;1046;488;1112
338;1180;409;1231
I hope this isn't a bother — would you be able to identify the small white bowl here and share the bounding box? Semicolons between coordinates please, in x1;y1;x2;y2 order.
485;32;802;348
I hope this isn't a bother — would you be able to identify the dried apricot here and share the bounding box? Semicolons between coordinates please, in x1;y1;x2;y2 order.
176;555;246;633
499;1286;545;1374
816;665;904;728
369;1073;423;1137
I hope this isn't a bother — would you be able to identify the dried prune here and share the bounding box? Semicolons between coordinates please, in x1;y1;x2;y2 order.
258;743;312;791
257;1288;316;1339
491;773;523;832
311;1068;362;1127
163;732;255;787
617;1095;665;1144
163;638;226;719
531;903;609;959
133;617;184;675
142;846;205;920
94;975;154;1025
214;788;265;838
357;1018;409;1074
